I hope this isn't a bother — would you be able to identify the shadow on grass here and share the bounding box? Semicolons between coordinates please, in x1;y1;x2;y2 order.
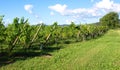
0;45;63;67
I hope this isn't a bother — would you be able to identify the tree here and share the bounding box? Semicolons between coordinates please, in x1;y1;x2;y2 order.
5;17;29;53
0;15;5;53
100;12;119;29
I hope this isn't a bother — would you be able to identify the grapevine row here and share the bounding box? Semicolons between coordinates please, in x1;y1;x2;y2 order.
0;17;108;55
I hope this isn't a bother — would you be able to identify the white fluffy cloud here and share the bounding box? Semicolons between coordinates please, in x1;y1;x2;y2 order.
48;4;67;15
95;0;113;9
94;0;120;14
48;0;120;23
24;4;33;14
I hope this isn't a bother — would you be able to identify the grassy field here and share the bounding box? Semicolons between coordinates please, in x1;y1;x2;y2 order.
0;29;120;70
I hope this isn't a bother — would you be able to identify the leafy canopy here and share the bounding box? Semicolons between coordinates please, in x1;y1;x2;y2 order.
100;12;119;29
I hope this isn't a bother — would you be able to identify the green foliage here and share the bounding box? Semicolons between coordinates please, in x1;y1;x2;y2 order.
100;12;119;29
0;15;5;43
5;17;29;53
1;29;120;70
0;16;108;55
0;15;5;53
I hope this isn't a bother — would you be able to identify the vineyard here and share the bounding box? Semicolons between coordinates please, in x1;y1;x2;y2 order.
0;12;120;69
0;16;108;56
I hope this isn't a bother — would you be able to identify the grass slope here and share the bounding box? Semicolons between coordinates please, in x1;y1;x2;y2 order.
0;29;120;70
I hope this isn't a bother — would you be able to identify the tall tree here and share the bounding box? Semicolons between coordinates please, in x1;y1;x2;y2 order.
100;12;119;29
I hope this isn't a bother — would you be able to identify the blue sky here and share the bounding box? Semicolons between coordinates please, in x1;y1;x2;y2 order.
0;0;120;25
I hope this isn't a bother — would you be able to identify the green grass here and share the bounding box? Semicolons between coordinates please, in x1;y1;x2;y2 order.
0;29;120;70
